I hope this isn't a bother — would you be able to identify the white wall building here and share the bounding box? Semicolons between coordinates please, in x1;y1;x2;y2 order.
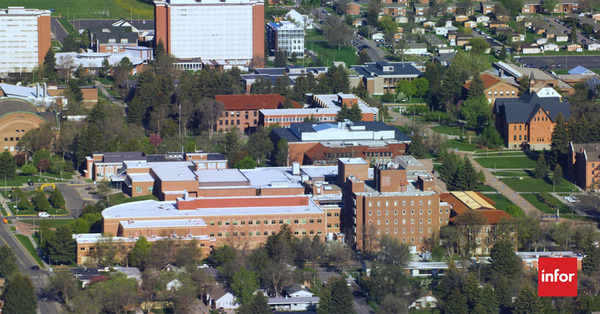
267;21;304;57
0;7;51;76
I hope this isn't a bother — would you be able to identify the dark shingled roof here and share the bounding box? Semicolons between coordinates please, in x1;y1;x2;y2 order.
494;93;571;124
351;61;422;78
0;98;38;118
102;151;145;163
89;26;139;45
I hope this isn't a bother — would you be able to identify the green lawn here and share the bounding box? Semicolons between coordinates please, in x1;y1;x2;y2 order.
519;193;587;220
0;0;154;19
108;193;158;206
431;125;462;136
474;156;538;169
57;18;77;36
492;170;531;177
475;185;497;192
502;178;579;193
484;193;515;212
307;41;358;66
21;218;72;229
14;234;44;267
446;139;478;152
395;125;413;135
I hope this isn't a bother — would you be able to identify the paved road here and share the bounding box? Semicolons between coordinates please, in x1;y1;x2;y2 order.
94;81;127;108
51;17;68;44
353;33;386;62
519;55;600;70
545;18;596;45
0;202;64;313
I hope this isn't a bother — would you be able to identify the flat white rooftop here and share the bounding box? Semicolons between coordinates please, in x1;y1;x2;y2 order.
73;233;213;244
148;161;196;182
197;169;248;184
128;173;154;182
120;218;207;229
339;158;368;165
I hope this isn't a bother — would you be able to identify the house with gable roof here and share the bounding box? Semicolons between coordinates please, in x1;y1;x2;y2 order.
463;72;519;103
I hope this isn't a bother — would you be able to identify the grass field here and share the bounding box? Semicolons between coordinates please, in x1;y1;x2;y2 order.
475;185;497;192
446;139;478;152
484;193;515;212
14;234;44;267
492;170;531;177
431;125;462;136
474;156;537;169
108;193;157;206
307;41;358;67
519;193;587;220
502;178;579;193
21;219;72;229
0;0;154;19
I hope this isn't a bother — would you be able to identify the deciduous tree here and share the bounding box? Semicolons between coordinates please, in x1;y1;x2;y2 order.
3;274;36;314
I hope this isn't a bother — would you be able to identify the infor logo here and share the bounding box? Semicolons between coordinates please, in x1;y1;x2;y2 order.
538;257;577;297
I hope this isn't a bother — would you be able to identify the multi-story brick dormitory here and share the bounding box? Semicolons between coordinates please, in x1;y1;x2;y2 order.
339;157;451;254
568;142;600;191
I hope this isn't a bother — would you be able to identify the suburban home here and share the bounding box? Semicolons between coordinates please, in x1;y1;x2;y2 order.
437;46;455;54
345;2;361;15
396;16;409;23
512;33;525;42
494;77;571;149
410;296;438;310
207;285;239;310
520;43;542;54
455;15;469;22
555;34;568;42
489;21;508;28
586;43;600;51
412;27;426;35
564;43;582;52
455;36;473;47
404;43;428;55
545;32;556;39
593;12;600;21
268;283;320;311
423;21;436;28
475;15;490;23
382;3;407;17
414;3;429;15
433;52;456;66
464;21;478;28
515;15;527;22
463;72;519;103
544;43;559;52
568;142;600;191
535;38;548;45
442;3;457;15
352;19;366;28
522;0;541;13
480;1;497;14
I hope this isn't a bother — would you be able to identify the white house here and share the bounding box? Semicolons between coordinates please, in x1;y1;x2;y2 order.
208;286;239;310
555;34;568;42
285;9;314;29
475;15;490;23
521;43;542;54
544;43;559;52
434;27;448;36
409;295;438;309
372;32;385;41
587;43;600;51
396;16;409;23
404;43;428;55
536;38;548;45
268;284;320;311
412;27;425;35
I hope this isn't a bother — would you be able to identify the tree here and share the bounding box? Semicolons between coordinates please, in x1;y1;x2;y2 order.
200;99;226;139
469;37;490;55
86;273;138;313
499;44;507;60
65;78;84;103
0;245;18;279
460;95;491;131
551;113;570;166
3;274;36;314
569;27;578;43
489;238;521;279
583;245;600;276
412;77;429;98
518;75;530;95
247;127;273;164
43;48;58;81
274;49;287;68
20;164;36;176
276;139;289;166
323;15;353;50
534;153;549;179
47;225;76;264
444;288;469;314
318;276;355;314
378;235;410;266
366;0;382;26
337;103;362;122
499;0;524;16
231;267;259;305
480;124;504;149
0;150;16;179
467;74;485;99
49;272;79;307
456;156;481;190
357;49;371;65
397;80;416;102
238;291;270;314
553;163;563;186
282;96;294;109
250;77;272;94
49;188;66;209
129;235;151;267
514;283;543;313
407;133;426;158
233;156;257;169
33;191;51;212
478;284;499;313
219;127;241;166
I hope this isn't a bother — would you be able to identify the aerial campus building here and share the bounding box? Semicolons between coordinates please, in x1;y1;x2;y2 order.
153;0;265;70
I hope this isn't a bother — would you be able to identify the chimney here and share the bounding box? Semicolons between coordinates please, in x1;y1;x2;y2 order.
183;189;188;200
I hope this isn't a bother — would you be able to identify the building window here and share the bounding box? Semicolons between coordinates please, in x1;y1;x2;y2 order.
148;186;153;192
136;187;141;193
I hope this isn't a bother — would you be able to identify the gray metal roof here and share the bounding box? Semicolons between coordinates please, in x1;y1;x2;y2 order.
351;61;422;78
0;98;39;118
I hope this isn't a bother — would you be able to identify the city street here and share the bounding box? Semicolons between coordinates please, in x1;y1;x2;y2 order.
353;34;387;62
519;55;600;69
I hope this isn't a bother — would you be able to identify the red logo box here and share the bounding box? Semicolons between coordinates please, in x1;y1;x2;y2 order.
538;257;578;297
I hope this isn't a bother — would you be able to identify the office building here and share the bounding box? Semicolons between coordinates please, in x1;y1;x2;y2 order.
0;7;51;75
154;0;264;69
266;21;304;57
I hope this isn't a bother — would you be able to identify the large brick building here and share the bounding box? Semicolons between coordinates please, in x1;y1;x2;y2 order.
494;89;571;150
568;142;600;191
215;94;301;133
339;157;450;253
350;61;423;95
272;121;411;165
0;99;58;154
463;72;519;104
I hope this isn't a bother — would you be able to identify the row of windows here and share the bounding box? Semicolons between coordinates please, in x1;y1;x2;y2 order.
209;218;322;226
488;90;516;96
513;135;528;141
372;227;434;235
369;218;445;225
368;200;433;207
326;212;340;217
223;111;257;118
3;137;19;142
135;186;153;193
533;116;549;122
265;116;335;123
365;151;392;158
210;230;323;237
368;208;446;216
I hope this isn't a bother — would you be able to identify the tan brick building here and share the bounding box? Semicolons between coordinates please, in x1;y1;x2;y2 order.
568;142;600;191
463;73;519;104
0;99;58;154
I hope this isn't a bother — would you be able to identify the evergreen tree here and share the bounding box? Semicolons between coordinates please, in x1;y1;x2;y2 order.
100;58;110;78
583;245;600;276
128;235;151;267
250;77;272;94
274;49;287;68
0;150;16;179
155;39;166;59
569;28;578;43
273;76;289;95
499;44;507;60
329;65;350;94
489;239;521;279
439;152;461;188
551;113;570;166
33;191;51;212
43;48;58;81
47;225;76;264
49;188;66;209
467;74;485;99
495;276;513;310
219;128;241;166
513;283;543;314
357;49;371;65
480;124;504;149
518;75;530;95
65;79;84;103
282;96;294;109
317;276;355;314
0;245;18;279
275;139;289;166
456;156;481;190
3;274;36;314
238;291;270;314
444;288;469;313
553;164;563;186
462;272;480;309
348;103;362;121
533;153;549;179
407;133;426;158
478;284;499;313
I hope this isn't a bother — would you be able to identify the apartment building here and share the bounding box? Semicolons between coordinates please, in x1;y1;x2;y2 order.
215;94;301;133
154;0;265;69
272;121;410;165
0;7;51;75
266;21;304;57
568;142;600;191
339;158;450;253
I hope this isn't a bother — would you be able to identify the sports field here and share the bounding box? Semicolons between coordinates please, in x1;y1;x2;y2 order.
0;0;154;20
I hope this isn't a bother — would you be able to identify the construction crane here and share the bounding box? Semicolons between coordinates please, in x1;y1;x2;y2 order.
36;182;55;192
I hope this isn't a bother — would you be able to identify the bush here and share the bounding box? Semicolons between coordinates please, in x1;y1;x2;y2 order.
423;110;448;122
404;105;428;115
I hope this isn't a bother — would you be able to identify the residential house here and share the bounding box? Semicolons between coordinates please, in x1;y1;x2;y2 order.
565;43;582;52
353;19;366;28
512;33;525;42
346;2;361;15
494;77;571;149
546;32;556;39
480;1;497;14
475;15;490;23
517;251;584;270
464;21;478;28
586;43;600;51
455;36;473;47
489;21;508;28
382;3;407;17
71;268;102;288
433;52;456;66
463;72;519;103
455;15;469;22
268;284;320;311
536;38;548;45
555;34;569;42
522;0;541;13
437;47;455;54
568;142;600;191
520;43;542;54
404;43;428;55
412;27;426;35
442;191;514;255
207;285;239;310
544;43;559;51
414;3;429;15
442;3;457;15
351;61;423;95
593;12;600;21
423;21;436;28
410;296;438;310
215;94;301;133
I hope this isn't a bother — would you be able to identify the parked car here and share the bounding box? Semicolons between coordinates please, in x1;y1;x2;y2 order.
31;265;40;270
38;212;50;218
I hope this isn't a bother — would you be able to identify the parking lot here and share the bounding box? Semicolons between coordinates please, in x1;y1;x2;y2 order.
519;55;600;70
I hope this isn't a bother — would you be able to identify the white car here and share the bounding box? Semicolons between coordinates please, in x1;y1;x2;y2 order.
38;212;50;218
